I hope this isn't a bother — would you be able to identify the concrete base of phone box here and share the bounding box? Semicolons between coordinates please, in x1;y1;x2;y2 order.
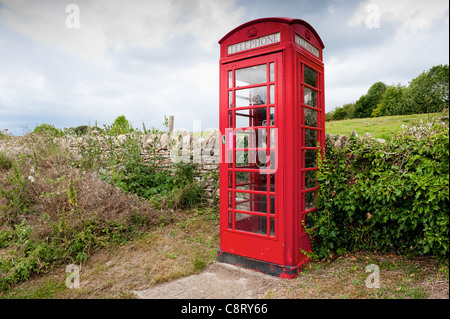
217;249;307;279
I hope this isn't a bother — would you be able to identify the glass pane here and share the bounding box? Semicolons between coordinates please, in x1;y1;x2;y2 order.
269;63;275;82
304;107;317;127
235;108;267;128
269;107;275;126
269;150;277;170
236;150;267;168
235;214;267;235
228;211;233;229
236;150;250;167
269;85;275;104
227;151;233;166
269;218;275;237
305;129;318;148
269;195;275;215
269;173;275;192
304;66;317;87
305;149;318;168
235;192;267;214
236;87;267;107
235;171;266;191
235;129;266;149
305;190;318;211
235;64;266;87
305;170;318;189
228;91;233;108
228;191;233;209
228;71;233;88
269;127;276;148
304;87;317;107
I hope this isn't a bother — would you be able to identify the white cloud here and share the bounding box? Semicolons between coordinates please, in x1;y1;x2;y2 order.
0;0;244;62
348;0;449;32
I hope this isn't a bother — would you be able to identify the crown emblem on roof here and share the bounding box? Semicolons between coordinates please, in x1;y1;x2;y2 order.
247;27;258;38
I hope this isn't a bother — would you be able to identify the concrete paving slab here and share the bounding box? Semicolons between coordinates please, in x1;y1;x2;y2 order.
133;262;283;299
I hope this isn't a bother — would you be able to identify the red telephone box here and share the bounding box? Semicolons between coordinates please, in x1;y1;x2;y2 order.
217;17;325;278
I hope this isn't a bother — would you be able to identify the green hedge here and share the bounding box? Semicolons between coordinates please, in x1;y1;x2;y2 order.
311;119;449;260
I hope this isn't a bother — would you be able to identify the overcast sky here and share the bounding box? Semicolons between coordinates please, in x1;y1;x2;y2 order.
0;0;449;136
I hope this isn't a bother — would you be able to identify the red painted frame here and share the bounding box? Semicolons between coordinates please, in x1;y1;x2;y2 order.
218;17;325;278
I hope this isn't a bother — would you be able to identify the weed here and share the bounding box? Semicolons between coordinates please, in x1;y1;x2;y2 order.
0;152;12;170
193;255;207;271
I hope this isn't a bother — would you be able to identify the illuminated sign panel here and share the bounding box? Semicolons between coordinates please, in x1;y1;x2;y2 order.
227;32;281;54
295;34;319;57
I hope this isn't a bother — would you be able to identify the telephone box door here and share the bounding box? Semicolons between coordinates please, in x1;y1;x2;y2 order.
219;53;284;264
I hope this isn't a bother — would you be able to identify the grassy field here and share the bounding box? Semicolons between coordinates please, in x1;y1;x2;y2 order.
325;113;445;140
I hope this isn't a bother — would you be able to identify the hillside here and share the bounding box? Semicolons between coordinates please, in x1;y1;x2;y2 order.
325;112;445;140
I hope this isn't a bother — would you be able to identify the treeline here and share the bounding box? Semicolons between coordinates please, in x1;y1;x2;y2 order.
326;64;449;121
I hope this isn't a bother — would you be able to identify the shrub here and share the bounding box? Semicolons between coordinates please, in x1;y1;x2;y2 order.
32;123;63;137
310;118;449;260
0;152;12;170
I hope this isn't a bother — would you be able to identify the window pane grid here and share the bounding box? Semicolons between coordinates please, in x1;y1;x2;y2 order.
226;60;277;238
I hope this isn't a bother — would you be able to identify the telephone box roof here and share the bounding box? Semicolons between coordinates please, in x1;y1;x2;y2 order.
218;17;325;49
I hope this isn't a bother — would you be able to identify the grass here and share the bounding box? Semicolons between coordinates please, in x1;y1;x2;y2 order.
325;112;444;140
1;208;220;299
272;252;448;299
1;210;447;299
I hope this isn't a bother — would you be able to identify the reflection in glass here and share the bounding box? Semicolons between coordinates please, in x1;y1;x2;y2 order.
304;66;317;87
235;213;267;235
304;107;317;127
228;71;233;88
304;87;317;107
270;85;275;104
236;87;267;107
228;91;233;108
235;64;266;87
235;108;267;128
269;63;275;82
235;129;267;149
235;171;265;191
235;192;267;214
305;129;317;148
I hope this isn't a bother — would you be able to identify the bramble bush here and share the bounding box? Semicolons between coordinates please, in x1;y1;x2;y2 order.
311;118;449;261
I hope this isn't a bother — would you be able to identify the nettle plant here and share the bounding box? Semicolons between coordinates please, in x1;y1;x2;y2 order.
310;118;449;261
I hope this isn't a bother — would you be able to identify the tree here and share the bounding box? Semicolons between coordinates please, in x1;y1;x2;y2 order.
372;84;406;116
110;115;133;135
342;103;356;119
353;82;387;118
331;106;347;120
403;64;449;114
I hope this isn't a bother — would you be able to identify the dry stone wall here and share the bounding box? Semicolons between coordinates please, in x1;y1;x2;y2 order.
63;129;381;201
